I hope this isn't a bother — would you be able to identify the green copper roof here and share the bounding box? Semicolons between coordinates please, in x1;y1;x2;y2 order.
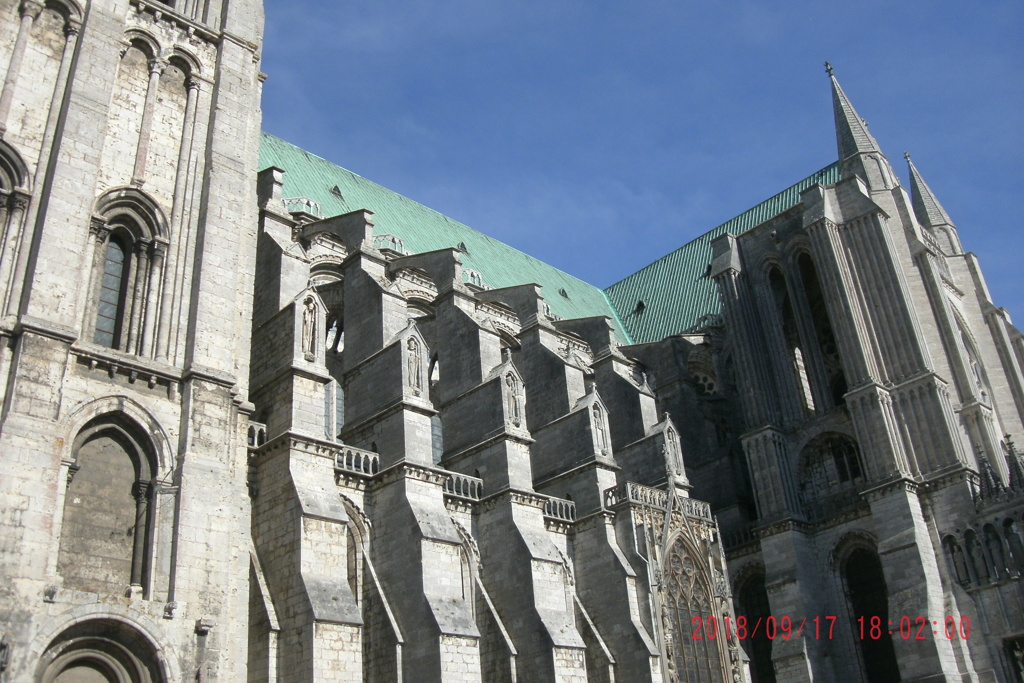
259;133;632;342
605;163;841;344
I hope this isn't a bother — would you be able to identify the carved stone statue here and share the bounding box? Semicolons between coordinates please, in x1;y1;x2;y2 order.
506;373;522;427
593;404;608;454
407;337;421;395
301;298;317;356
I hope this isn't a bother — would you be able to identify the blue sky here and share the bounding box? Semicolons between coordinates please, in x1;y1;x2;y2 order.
260;1;1023;318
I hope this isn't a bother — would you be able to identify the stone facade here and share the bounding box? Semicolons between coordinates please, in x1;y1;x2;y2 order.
0;2;1022;683
0;0;262;680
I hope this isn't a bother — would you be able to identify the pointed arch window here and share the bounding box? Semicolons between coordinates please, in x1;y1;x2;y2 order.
662;536;727;682
797;253;848;407
768;267;815;413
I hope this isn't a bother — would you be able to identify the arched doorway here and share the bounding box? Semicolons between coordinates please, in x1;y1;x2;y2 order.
38;619;165;683
843;548;901;682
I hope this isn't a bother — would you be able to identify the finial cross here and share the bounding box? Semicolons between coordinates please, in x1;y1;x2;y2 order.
824;61;834;77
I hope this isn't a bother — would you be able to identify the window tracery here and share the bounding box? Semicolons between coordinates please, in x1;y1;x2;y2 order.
687;344;718;396
663;537;725;682
797;433;865;512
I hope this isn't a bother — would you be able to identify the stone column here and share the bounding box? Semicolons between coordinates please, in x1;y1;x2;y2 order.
752;279;805;423
36;17;80;172
785;263;834;411
0;0;44;136
805;218;876;386
129;481;151;595
156;77;200;362
759;521;837;682
714;267;776;427
125;238;151;354
140;241;166;357
131;58;168;187
79;218;111;343
2;191;29;315
0;191;12;286
984;306;1024;427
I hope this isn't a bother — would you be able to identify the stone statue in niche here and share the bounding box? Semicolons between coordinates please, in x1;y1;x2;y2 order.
665;424;683;475
301;298;317;359
407;337;422;395
593;404;608;454
506;373;522;427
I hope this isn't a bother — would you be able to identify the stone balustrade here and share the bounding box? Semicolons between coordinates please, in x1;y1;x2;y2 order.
443;472;483;502
334;446;380;476
543;495;576;523
603;481;713;521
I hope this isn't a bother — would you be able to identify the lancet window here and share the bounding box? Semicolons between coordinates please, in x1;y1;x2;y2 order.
797;253;848;406
768;267;815;413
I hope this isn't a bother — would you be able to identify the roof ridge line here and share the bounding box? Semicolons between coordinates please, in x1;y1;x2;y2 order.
261;131;618;300
605;162;839;292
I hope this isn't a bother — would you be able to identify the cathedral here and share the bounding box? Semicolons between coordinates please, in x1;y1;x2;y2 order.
0;0;1022;681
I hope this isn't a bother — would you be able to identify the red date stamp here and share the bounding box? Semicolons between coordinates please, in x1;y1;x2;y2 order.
688;616;971;641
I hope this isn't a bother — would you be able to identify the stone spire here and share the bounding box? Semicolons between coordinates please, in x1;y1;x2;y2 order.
905;150;958;252
906;153;954;228
828;62;881;161
905;152;962;253
826;63;898;190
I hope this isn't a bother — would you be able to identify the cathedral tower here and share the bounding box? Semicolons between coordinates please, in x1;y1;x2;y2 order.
0;0;264;679
702;67;1024;682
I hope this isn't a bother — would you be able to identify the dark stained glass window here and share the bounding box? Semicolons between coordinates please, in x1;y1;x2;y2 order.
94;238;128;348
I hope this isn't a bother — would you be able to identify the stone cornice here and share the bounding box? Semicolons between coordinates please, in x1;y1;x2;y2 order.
375;461;450;488
129;0;220;43
16;315;78;343
754;517;811;539
439;428;534;469
918;464;973;493
338;395;437;438
71;345;183;393
479;487;547;512
531;458;619;490
862;475;919;501
182;363;237;389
